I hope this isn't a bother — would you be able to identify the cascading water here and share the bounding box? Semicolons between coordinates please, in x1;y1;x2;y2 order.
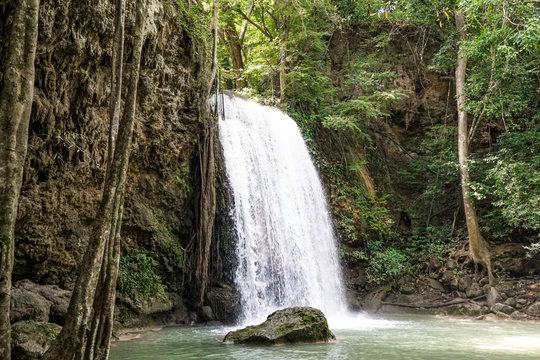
217;93;347;325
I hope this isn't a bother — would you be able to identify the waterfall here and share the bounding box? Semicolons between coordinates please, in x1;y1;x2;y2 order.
217;93;347;325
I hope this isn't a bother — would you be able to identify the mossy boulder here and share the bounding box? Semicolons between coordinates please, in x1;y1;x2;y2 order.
11;320;61;360
223;307;335;345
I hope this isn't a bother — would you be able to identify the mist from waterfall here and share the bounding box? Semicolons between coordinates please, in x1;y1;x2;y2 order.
217;93;347;326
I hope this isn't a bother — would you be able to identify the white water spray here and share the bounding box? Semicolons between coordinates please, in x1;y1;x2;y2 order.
217;93;347;326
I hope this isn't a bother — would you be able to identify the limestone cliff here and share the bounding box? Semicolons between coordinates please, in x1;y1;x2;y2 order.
1;1;210;300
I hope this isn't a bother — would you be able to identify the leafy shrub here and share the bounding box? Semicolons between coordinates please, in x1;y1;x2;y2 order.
118;249;165;299
365;240;408;285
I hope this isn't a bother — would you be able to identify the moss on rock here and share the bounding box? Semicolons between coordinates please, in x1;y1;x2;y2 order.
11;320;61;360
223;307;335;345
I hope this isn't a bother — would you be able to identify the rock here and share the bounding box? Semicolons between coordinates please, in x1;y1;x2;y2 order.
494;312;510;319
429;257;442;270
346;290;362;310
362;287;388;312
400;283;415;295
504;297;517;308
188;312;199;324
206;321;224;326
517;298;528;305
11;287;51;323
458;276;473;292
444;302;484;317
223;307;335;345
398;275;415;294
429;272;439;280
441;271;458;290
200;306;215;322
487;287;501;308
162;295;189;325
446;259;457;269
426;278;445;292
15;280;71;324
206;284;241;324
466;284;483;299
491;303;514;315
510;311;528;320
120;292;173;315
11;320;61;360
479;277;490;286
525;302;540;316
481;313;499;321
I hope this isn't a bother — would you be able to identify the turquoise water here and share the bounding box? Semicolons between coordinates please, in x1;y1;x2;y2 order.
109;314;540;359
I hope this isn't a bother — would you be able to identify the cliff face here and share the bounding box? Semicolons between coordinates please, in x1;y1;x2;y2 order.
6;1;210;290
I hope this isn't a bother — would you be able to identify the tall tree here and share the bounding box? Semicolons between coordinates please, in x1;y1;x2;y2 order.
42;0;146;358
83;0;126;358
455;10;493;283
218;2;253;89
0;0;39;358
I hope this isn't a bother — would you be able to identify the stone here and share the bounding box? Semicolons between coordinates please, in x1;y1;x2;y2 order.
491;303;514;315
494;312;510;319
429;257;442;270
15;280;71;324
487;287;501;308
525;302;540;316
223;307;335;345
400;283;415;295
120;292;173;315
206;283;241;324
458;276;473;292
517;298;528;305
426;278;445;292
11;287;51;323
466;284;484;299
398;275;415;294
446;259;457;269
200;306;215;322
481;313;498;321
479;277;490;286
444;302;484;317
440;271;457;290
11;320;61;360
510;311;528;320
504;297;517;308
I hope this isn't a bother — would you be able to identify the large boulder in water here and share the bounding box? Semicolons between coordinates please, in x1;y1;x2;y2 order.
223;307;335;345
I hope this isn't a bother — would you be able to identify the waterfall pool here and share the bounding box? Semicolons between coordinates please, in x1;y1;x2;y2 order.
109;314;540;359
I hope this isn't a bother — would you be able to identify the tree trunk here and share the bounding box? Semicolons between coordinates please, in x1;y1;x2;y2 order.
455;11;493;284
194;124;217;308
224;28;244;89
107;0;126;169
43;1;146;359
0;1;39;358
90;0;146;353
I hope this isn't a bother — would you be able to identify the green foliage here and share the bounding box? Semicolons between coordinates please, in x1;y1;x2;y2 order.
322;55;408;134
118;249;165;299
365;240;408;285
525;243;540;259
168;0;212;45
471;129;540;240
399;125;460;231
459;0;539;130
323;160;394;238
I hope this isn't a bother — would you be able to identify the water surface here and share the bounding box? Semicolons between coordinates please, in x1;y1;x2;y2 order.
110;314;540;360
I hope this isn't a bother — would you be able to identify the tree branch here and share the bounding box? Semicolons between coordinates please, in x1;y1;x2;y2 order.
234;7;273;40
